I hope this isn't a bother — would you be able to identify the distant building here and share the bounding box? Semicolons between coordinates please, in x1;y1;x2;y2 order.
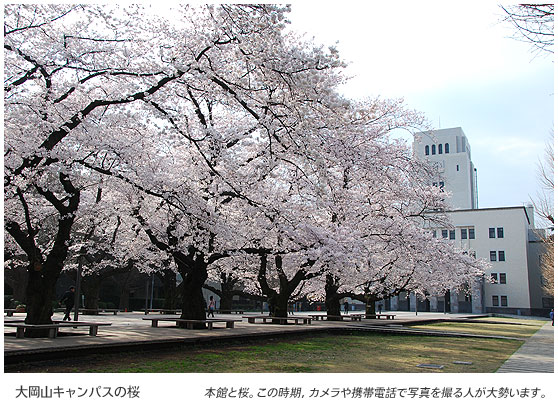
385;127;551;315
413;127;478;210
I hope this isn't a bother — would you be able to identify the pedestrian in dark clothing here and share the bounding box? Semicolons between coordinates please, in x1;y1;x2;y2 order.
343;301;349;314
207;296;216;317
378;303;383;314
550;309;554;326
60;286;75;321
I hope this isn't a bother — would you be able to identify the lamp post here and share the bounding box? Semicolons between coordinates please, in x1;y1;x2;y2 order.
73;247;85;321
150;274;155;309
144;275;149;312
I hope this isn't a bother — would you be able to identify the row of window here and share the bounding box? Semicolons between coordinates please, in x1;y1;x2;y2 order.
489;227;504;238
433;228;475;240
492;295;508;307
432;227;505;240
490;273;507;284
425;143;450;156
490;251;505;262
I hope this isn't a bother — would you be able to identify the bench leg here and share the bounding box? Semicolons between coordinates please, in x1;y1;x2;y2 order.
7;312;13;317
48;328;57;338
89;326;98;336
248;318;255;324
207;322;213;330
16;326;25;338
151;320;158;327
226;321;234;328
186;322;194;330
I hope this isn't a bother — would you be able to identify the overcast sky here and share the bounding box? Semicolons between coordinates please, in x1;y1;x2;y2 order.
288;1;554;213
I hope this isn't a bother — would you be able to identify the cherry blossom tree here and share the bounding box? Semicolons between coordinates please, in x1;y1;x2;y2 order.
5;4;336;328
4;4;488;334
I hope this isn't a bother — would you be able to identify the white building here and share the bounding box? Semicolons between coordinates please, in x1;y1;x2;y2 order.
387;127;551;316
413;127;478;210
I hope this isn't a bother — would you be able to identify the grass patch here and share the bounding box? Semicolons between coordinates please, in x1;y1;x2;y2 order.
8;331;527;373
410;320;544;339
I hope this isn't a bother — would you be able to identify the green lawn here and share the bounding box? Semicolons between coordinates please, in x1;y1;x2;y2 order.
410;319;545;339
11;329;534;373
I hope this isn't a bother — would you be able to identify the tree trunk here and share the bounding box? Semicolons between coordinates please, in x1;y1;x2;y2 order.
119;283;131;311
179;257;207;328
24;265;57;336
272;293;288;318
219;294;233;312
325;274;342;319
365;294;377;319
81;275;100;311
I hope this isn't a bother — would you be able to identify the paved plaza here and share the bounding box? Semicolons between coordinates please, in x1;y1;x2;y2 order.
4;311;553;372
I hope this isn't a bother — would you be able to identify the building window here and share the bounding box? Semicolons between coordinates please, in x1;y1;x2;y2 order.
442;229;448;238
449;229;455;240
490;251;497;261
432;230;437;238
497;227;504;238
432;144;436;155
445;143;450;153
468;228;475;239
500;296;508;307
499;273;507;284
438;144;443;154
456;164;460;171
461;228;468;239
425;145;429;155
439;181;445;191
492;296;499;306
490;273;498;283
489;227;495;238
498;251;505;261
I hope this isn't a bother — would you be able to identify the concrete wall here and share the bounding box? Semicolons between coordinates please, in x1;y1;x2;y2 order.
442;207;535;314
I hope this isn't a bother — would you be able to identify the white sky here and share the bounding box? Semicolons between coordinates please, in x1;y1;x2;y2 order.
287;1;555;212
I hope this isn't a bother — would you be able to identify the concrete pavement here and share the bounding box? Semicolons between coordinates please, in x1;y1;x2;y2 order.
496;321;554;373
4;311;553;372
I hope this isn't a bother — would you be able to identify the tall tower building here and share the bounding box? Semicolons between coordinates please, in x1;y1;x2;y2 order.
413;127;478;210
399;126;550;316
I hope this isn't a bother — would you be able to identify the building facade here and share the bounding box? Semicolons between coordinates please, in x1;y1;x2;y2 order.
413;127;478;210
391;127;551;316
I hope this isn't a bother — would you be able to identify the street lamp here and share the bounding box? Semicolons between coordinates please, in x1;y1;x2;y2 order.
73;247;86;321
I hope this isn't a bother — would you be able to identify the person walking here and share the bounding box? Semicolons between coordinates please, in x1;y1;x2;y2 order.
550;309;554;326
207;296;216;317
343;301;349;314
60;286;75;321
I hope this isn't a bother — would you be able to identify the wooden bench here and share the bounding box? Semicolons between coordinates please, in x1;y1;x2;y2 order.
310;314;363;321
242;315;312;325
215;310;245;314
143;309;181;315
365;314;396;320
79;309;123;315
4;321;112;338
143;317;238;330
